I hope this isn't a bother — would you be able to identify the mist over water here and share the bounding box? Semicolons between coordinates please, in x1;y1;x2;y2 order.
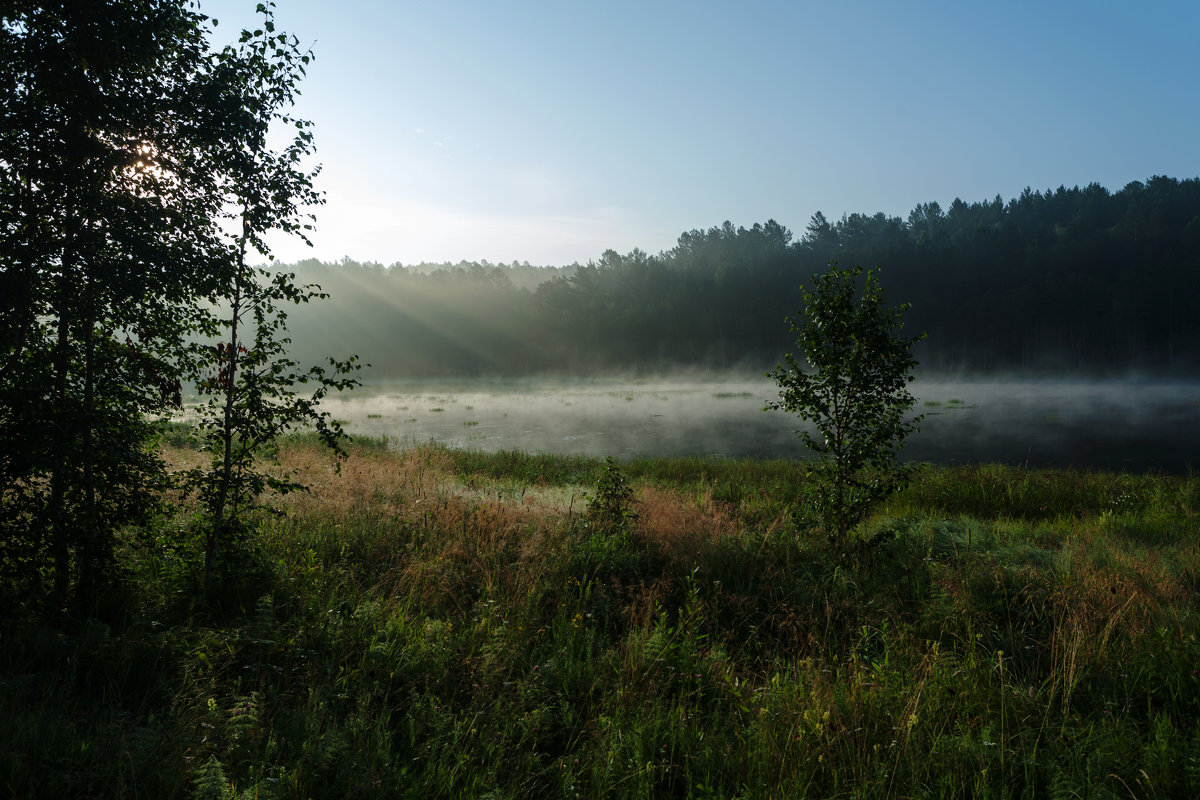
902;379;1200;472
317;377;1200;473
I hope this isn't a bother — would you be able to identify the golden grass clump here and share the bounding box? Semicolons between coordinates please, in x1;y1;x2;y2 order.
277;441;455;518
634;485;737;563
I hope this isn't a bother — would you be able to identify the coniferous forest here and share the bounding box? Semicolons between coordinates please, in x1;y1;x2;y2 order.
280;176;1200;377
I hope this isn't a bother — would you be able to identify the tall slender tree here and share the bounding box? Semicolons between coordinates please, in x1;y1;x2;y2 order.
183;2;360;605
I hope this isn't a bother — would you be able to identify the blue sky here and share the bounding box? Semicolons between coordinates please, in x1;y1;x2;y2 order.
199;0;1200;266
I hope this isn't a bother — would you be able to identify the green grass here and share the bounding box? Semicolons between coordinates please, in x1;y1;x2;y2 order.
3;444;1200;798
157;419;198;448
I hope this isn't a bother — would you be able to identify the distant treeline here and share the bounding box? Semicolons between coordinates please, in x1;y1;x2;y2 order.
281;175;1200;376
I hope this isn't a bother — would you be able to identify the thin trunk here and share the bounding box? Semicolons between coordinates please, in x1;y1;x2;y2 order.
77;275;100;609
206;213;251;605
832;386;846;546
4;53;38;375
49;257;74;606
3;174;37;375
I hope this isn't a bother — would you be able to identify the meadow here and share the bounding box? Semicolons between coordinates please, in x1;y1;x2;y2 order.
3;435;1200;798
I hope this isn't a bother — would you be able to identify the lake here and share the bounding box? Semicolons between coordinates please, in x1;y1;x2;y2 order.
317;377;1200;473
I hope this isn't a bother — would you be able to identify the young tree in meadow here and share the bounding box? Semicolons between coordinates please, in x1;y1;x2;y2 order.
768;263;924;549
184;3;360;605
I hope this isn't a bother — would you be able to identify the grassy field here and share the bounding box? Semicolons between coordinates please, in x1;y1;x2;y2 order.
3;437;1200;798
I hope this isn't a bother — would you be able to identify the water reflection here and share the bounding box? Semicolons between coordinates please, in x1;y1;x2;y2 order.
317;378;1200;473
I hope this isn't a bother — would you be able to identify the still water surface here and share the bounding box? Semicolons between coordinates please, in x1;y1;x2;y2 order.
319;378;1200;473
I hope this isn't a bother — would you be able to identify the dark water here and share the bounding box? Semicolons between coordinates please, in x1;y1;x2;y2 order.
316;378;1200;473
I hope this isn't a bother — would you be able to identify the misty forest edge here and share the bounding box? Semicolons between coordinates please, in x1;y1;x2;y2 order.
273;175;1200;378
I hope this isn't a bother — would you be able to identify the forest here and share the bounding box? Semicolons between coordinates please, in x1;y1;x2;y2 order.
279;175;1200;377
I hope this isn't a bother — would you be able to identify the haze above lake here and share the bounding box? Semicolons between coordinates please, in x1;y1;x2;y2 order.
315;377;1200;474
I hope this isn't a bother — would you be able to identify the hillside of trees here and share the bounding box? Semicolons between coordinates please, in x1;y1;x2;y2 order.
279;176;1200;376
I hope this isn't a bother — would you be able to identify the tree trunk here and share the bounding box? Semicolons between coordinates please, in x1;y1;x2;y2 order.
49;259;74;607
76;276;101;611
206;216;250;607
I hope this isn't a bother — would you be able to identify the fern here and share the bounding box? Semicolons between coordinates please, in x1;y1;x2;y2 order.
192;755;230;800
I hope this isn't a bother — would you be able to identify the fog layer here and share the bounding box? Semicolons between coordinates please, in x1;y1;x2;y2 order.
309;377;1200;473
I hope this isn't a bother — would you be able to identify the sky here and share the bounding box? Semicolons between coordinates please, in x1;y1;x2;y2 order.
198;0;1200;267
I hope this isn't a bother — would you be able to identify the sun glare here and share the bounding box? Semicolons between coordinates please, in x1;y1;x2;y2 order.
121;140;171;195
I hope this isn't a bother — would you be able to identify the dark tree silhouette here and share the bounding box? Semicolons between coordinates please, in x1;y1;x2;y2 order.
0;1;357;612
0;0;227;609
